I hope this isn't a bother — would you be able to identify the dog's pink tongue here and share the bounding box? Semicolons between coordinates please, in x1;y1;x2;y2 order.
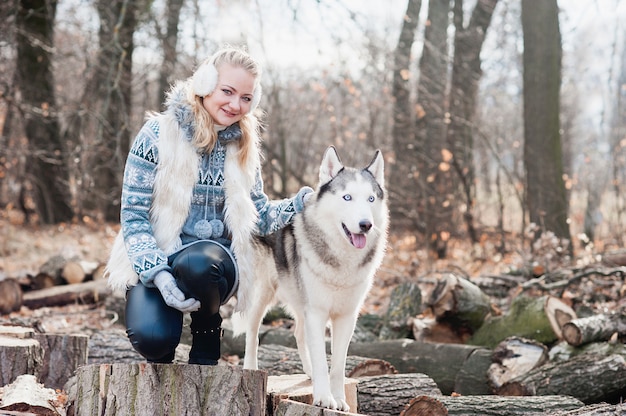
352;233;367;249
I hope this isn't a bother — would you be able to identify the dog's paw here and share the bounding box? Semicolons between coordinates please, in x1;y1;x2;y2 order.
335;398;350;412
313;394;337;410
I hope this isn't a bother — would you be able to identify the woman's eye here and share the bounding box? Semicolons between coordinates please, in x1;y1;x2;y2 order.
242;96;252;102
222;89;232;95
343;195;351;201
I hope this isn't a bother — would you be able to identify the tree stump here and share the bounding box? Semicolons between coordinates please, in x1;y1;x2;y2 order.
497;353;626;404
267;374;358;415
562;314;626;347
356;373;441;416
402;394;584;415
469;295;576;348
71;363;267;416
34;333;89;390
0;335;43;386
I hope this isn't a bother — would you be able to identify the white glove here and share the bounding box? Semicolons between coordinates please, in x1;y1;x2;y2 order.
153;271;201;313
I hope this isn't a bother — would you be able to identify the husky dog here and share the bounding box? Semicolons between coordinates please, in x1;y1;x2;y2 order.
238;146;388;411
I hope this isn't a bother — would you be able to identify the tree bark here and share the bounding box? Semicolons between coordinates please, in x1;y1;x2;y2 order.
71;363;267;416
356;373;441;416
497;353;626;404
403;394;583;415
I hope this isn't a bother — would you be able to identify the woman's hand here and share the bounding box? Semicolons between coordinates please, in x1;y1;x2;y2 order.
153;271;201;313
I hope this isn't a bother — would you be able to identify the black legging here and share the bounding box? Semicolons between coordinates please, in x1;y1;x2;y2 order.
125;240;237;362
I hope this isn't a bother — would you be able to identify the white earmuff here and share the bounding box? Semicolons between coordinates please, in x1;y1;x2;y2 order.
192;61;218;97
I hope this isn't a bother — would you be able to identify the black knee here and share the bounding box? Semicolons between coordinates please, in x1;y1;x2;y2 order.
125;283;182;362
170;241;237;309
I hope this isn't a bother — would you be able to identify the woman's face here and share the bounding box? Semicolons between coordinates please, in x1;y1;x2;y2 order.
203;63;256;126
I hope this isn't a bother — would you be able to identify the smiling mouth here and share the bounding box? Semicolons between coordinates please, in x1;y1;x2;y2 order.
342;223;367;249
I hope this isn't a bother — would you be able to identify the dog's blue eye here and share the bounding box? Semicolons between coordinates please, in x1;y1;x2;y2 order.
343;195;351;201
368;196;375;203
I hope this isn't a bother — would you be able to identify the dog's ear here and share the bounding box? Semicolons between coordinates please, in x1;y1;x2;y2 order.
366;150;384;188
319;146;343;183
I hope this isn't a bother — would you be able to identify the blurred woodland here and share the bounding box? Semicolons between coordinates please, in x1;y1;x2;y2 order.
0;0;625;261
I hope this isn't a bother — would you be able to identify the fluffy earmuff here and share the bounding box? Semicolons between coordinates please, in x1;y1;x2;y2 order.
192;61;219;97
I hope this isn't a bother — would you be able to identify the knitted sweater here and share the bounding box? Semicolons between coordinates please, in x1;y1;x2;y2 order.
106;82;311;297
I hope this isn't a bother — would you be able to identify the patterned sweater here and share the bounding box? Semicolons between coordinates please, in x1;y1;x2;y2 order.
120;86;311;286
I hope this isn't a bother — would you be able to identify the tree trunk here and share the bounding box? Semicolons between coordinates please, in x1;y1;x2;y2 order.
521;0;571;246
403;394;583;415
157;0;184;109
414;0;453;258
379;281;423;340
389;0;422;227
71;363;267;416
497;353;626;404
15;0;73;224
447;0;499;244
34;333;89;390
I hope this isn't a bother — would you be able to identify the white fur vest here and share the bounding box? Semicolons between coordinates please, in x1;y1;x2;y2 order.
105;112;259;311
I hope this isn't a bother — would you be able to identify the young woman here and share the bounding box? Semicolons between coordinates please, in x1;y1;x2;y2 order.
106;47;313;365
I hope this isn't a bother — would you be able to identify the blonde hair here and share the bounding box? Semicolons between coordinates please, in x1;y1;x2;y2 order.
188;47;262;165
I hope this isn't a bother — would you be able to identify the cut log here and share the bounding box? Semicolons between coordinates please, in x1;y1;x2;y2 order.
469;295;576;348
562;314;626;347
347;339;492;395
497;353;626;404
378;281;423;340
71;363;267;416
403;394;584;415
22;279;110;310
487;336;548;390
356;373;441;416
267;374;358;415
61;261;86;284
426;273;491;333
0;374;61;416
0;335;43;385
0;279;22;315
254;343;395;378
274;399;365;416
34;333;89;390
0;326;34;339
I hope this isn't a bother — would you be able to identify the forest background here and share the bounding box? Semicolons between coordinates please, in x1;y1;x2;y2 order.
1;0;626;288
